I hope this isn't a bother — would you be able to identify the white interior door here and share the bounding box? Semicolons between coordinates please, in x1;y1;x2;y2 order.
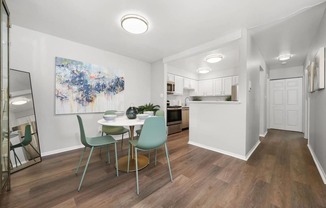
269;78;302;132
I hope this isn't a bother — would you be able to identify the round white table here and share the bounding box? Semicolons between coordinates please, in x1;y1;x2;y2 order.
98;116;148;172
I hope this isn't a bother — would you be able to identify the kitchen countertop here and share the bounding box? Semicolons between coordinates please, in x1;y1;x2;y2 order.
188;101;241;104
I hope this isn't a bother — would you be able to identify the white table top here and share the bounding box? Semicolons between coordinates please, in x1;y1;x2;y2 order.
98;116;145;127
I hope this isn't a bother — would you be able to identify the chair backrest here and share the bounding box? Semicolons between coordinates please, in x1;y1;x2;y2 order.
155;110;164;117
76;115;89;147
102;110;125;133
104;110;117;115
137;116;167;149
21;125;33;146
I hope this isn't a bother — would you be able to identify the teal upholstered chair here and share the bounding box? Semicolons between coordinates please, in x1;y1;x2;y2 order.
136;110;164;137
102;110;130;149
75;115;118;191
10;125;40;166
127;116;173;194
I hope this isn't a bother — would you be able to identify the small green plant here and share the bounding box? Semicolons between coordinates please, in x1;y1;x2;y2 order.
137;103;160;114
225;96;232;101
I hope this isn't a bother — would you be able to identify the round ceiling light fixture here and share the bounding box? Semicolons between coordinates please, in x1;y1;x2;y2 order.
205;54;224;63
278;54;293;61
10;97;29;105
121;14;148;34
197;67;212;74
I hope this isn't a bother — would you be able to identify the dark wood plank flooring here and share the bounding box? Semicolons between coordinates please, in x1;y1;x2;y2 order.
1;129;326;207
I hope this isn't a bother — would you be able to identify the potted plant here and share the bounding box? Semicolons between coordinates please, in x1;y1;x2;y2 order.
137;103;160;114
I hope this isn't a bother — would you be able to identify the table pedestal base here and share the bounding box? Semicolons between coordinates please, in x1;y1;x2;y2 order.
117;155;149;172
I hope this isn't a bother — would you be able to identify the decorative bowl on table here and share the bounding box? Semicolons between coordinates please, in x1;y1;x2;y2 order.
115;111;124;117
103;114;117;121
143;111;154;116
137;114;149;120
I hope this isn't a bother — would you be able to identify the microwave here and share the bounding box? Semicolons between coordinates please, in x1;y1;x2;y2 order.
167;81;175;94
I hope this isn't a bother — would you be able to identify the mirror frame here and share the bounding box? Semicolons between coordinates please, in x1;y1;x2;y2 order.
9;69;42;173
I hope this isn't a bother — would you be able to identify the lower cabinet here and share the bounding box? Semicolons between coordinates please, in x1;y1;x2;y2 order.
182;108;189;129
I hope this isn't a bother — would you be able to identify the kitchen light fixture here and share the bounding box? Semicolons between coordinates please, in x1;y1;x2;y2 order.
121;14;148;34
197;67;212;74
10;97;29;105
278;54;293;61
205;54;224;63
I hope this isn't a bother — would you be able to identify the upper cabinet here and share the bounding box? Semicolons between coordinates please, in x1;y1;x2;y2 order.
174;75;184;95
198;75;238;96
198;80;214;96
167;73;175;83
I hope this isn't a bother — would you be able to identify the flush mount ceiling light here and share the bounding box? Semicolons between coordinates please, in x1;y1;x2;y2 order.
121;14;148;34
10;97;29;106
205;54;224;63
278;54;293;61
197;67;212;74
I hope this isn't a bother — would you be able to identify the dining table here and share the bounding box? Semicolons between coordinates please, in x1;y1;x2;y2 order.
98;116;148;172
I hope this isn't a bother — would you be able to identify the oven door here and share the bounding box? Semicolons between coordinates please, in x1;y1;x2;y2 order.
167;108;182;125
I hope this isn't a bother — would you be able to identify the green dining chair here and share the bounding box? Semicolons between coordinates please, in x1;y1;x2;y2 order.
10;124;40;165
75;115;118;192
127;116;173;194
102;110;130;149
136;110;164;137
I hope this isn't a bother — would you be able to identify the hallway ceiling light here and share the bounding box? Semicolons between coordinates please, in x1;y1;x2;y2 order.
197;67;212;74
278;54;293;61
10;97;29;105
205;54;224;63
121;14;148;34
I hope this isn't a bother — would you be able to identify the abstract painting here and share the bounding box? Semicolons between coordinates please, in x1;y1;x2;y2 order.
55;57;125;114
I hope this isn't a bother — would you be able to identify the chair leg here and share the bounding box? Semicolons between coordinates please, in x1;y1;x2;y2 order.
78;147;94;192
114;143;119;177
164;143;173;182
127;143;131;173
29;144;40;157
75;147;86;175
135;147;139;195
155;148;158;166
107;145;110;164
121;134;124;149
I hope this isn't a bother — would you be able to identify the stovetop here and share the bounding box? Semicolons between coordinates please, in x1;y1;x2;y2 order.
167;105;182;109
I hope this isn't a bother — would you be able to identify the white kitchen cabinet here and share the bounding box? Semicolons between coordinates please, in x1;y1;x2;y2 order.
189;79;198;96
174;75;184;95
232;76;239;85
198;80;213;96
214;78;223;95
183;78;191;89
184;78;197;89
223;76;232;95
167;73;175;82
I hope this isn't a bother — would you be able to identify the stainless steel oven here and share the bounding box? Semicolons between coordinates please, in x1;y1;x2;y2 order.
167;106;182;135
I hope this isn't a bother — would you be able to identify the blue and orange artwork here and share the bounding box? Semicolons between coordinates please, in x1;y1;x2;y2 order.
55;57;125;114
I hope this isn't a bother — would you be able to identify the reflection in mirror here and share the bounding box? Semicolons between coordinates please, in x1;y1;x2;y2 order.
9;69;41;173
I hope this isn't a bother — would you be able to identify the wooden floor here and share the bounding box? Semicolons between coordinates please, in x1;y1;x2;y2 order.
1;129;326;207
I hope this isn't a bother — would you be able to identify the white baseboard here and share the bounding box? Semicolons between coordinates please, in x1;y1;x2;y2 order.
245;140;260;160
188;141;246;161
259;131;268;137
41;144;84;157
307;144;326;184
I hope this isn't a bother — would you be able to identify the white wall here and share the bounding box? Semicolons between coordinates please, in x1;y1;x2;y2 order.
304;9;326;184
150;60;165;110
10;25;151;155
245;31;266;154
270;66;303;80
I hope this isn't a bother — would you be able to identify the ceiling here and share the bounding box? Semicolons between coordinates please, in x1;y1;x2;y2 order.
6;0;326;71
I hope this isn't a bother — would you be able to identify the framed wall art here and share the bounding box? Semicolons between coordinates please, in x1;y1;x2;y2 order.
55;57;125;114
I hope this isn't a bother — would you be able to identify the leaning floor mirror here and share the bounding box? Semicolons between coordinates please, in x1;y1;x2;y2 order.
9;69;41;173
